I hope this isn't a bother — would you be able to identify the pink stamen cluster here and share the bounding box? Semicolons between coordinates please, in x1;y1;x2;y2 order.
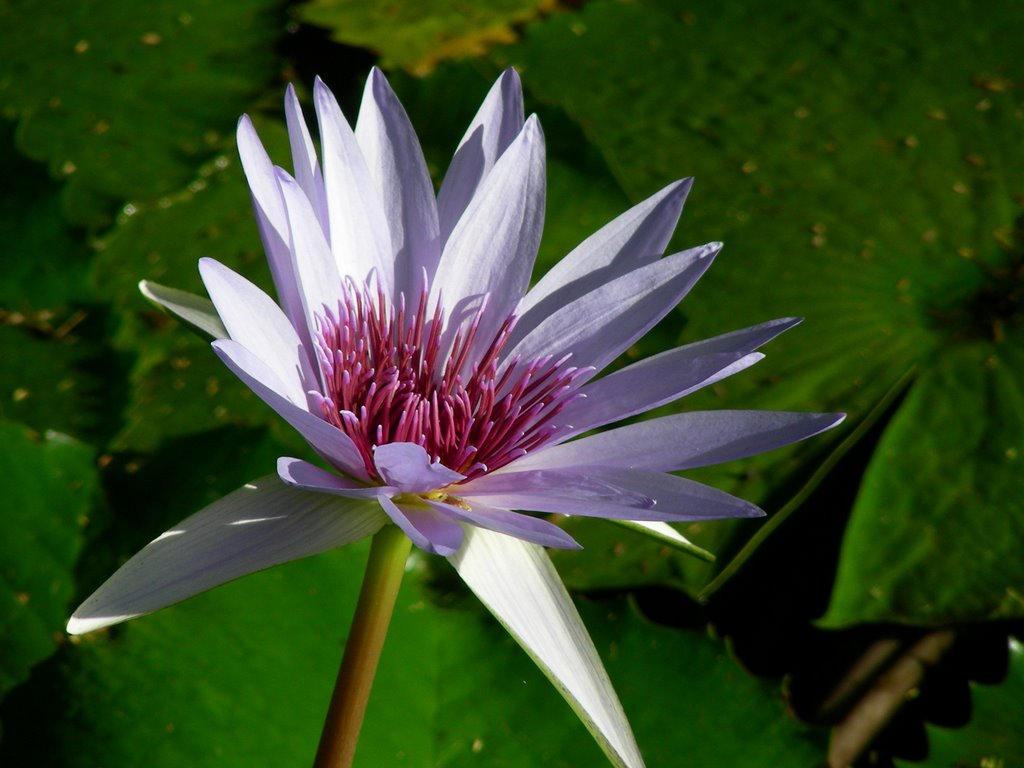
311;280;587;483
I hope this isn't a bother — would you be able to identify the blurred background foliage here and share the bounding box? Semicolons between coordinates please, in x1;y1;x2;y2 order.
0;0;1021;765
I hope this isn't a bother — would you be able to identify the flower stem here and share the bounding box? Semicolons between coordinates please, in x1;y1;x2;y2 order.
314;524;412;768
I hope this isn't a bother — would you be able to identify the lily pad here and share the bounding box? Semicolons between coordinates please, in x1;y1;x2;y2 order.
0;422;94;698
299;0;557;75
0;549;826;766
492;0;1024;613
0;0;281;227
908;638;1024;768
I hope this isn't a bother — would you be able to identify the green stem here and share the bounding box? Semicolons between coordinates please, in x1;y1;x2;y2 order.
314;524;412;768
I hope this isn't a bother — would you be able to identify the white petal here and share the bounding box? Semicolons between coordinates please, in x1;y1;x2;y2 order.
431;115;545;356
314;77;394;295
236;115;307;335
609;520;715;563
198;258;316;406
516;410;846;473
449;528;645;768
513;179;692;347
355;68;440;299
284;84;330;239
139;280;228;339
276;167;344;345
503;243;719;376
437;68;524;246
67;475;387;634
555;317;801;435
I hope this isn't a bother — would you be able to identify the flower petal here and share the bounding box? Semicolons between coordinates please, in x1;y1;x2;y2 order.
503;242;719;376
428;499;581;550
558;351;761;437
355;67;440;299
67;475;387;634
277;457;394;499
550;317;801;436
284;83;330;239
517;410;846;473
378;496;463;555
212;339;369;480
139;280;228;339
461;466;764;522
431;115;545;354
276;167;345;343
610;520;715;563
437;68;524;246
372;442;465;494
198;257;316;406
449;528;645;768
512;179;692;348
313;77;394;296
236;115;307;335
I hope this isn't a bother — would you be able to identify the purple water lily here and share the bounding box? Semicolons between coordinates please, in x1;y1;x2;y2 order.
69;68;843;767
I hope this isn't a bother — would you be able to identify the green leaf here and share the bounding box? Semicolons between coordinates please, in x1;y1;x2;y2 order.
0;552;826;766
907;638;1024;768
0;0;282;227
823;338;1024;626
0;421;95;697
0;122;92;311
0;324;115;444
299;0;556;75
491;0;1024;604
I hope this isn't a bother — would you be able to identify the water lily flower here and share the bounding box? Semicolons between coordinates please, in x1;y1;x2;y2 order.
69;68;843;767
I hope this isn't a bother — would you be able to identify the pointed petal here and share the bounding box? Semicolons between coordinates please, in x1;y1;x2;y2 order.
609;520;715;563
513;179;692;347
378;496;463;555
236;115;307;336
355;68;440;299
559;351;760;437
449;528;645;768
431;115;545;350
277;457;394;499
503;242;719;376
139;280;228;339
198;258;316;405
437;68;524;246
67;475;387;634
554;317;800;435
372;442;464;494
428;499;581;549
313;77;393;295
212;339;369;481
276;167;344;345
517;410;846;473
284;84;330;239
461;466;765;522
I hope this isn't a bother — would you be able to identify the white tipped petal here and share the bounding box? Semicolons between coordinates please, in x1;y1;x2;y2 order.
437;68;524;245
313;77;394;295
198;258;316;405
431;115;545;346
139;280;228;340
236;116;307;334
513;178;692;346
355;68;440;298
284;84;330;239
504;242;719;376
276;167;345;332
449;528;645;768
517;410;846;473
67;475;387;634
212;339;369;480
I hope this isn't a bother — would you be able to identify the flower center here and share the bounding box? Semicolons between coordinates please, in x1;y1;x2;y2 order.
310;280;585;483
